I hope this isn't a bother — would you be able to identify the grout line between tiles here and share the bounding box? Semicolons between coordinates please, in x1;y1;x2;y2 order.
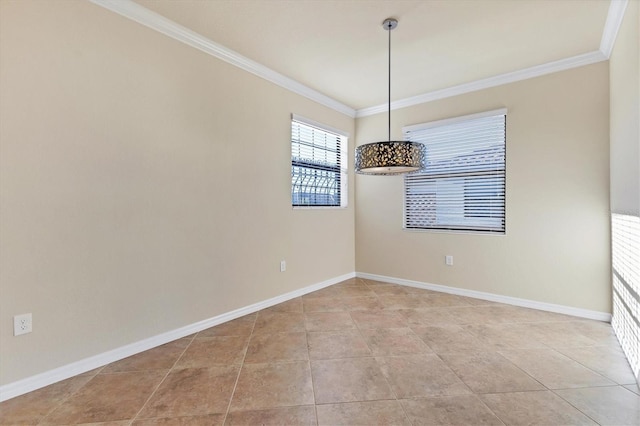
220;313;258;425
128;333;198;425
548;387;606;425
35;374;97;425
305;329;319;426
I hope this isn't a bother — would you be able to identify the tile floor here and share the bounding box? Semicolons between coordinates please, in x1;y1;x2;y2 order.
1;278;639;425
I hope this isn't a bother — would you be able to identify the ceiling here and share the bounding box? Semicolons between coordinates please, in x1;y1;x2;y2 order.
130;0;612;113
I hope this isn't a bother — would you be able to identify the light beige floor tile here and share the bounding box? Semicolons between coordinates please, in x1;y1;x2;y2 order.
625;383;640;395
569;319;621;345
525;322;599;348
302;286;341;299
252;312;305;335
307;330;372;359
378;291;472;308
42;371;165;424
225;406;317;425
305;312;356;331
316;400;410;426
397;308;454;326
340;296;384;311
303;295;383;312
196;314;256;338
443;306;520;325
230;361;314;411
419;294;473;308
174;336;247;368
369;284;411;296
503;306;576;322
481;390;597;425
102;338;191;373
332;280;367;289
499;348;615;389
0;375;93;425
137;366;239;419
303;296;347;312
376;354;471;398
263;297;303;313
311;358;395;404
244;332;308;364
304;285;376;299
441;351;544;393
455;296;500;306
555;344;637;384
412;325;489;354
554;386;640;426
132;414;225;425
401;395;504;425
462;323;547;350
335;277;367;287
331;286;377;298
351;311;408;329
400;286;439;295
377;294;436;310
359;328;432;356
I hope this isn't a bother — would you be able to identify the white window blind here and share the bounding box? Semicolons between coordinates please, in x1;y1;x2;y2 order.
403;110;506;233
291;117;347;207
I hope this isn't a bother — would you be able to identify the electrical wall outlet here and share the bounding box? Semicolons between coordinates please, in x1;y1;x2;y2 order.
445;255;454;266
280;260;286;272
14;313;32;336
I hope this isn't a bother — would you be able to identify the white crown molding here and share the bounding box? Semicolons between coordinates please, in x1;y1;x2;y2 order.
357;272;612;322
88;0;356;118
90;0;624;120
600;0;629;58
357;0;627;118
0;272;355;402
356;50;607;117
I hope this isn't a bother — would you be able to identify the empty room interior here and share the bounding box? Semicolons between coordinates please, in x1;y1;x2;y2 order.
0;0;639;424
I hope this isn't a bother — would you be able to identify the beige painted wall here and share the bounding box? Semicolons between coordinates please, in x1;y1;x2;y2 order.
610;0;639;216
0;1;354;385
355;62;611;313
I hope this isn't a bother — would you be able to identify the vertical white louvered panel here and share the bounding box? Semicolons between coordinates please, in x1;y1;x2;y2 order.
611;213;640;380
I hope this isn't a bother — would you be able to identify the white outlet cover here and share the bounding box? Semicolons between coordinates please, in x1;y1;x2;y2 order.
445;255;454;266
280;260;286;272
14;313;32;336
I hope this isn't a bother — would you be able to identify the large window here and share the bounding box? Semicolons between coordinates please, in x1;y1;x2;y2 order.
291;115;347;208
403;109;506;233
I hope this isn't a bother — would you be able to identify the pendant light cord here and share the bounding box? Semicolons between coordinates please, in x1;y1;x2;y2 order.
387;20;391;142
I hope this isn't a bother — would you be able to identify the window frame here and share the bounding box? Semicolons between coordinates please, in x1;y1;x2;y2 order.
291;114;348;209
402;108;507;234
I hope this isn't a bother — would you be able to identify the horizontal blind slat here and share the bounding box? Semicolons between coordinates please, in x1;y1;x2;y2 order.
292;119;343;207
404;113;506;233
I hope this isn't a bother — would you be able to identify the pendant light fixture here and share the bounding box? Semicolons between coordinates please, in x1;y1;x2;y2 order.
355;18;426;175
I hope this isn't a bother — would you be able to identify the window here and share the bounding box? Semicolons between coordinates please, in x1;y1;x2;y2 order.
403;109;506;233
291;115;347;207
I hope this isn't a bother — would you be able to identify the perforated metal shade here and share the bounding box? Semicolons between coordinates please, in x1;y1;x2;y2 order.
355;141;426;175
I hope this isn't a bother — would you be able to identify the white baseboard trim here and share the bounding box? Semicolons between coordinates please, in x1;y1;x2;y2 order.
356;272;612;323
0;272;355;402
